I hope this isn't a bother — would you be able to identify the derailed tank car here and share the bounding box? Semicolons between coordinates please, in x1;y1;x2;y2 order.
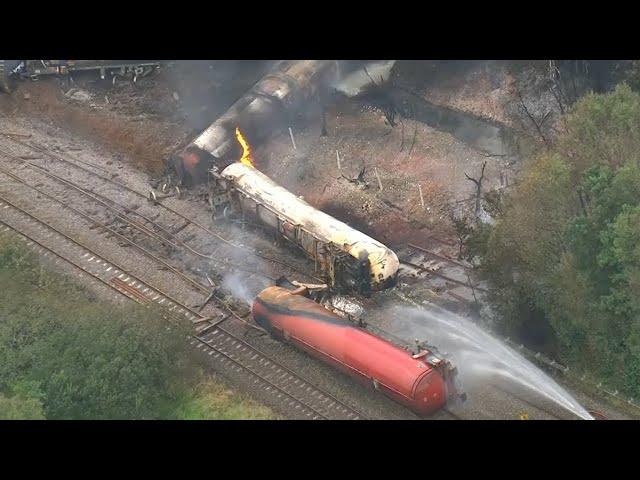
252;286;463;416
209;162;400;296
170;60;337;186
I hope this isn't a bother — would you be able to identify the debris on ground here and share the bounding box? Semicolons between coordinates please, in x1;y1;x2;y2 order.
65;88;93;103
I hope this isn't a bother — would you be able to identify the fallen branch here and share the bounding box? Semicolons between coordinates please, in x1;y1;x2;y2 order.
417;183;425;208
408;113;418;158
288;127;297;150
0;131;32;138
374;167;383;191
340;160;368;188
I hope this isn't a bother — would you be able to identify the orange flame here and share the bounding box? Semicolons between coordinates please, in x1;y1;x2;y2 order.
235;127;255;168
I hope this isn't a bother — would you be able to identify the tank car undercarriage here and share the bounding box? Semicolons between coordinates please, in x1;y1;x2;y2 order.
0;60;161;93
206;166;379;297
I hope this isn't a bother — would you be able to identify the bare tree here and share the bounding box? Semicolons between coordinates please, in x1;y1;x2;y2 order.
465;161;487;218
549;84;565;115
516;87;552;148
364;66;397;127
321;106;328;137
547;60;570;125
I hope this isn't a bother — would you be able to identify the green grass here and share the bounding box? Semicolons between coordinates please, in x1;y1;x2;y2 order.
0;235;275;420
168;371;276;420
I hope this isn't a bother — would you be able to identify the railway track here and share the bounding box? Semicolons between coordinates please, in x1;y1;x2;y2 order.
399;257;487;293
406;243;471;270
0;146;313;283
0;133;319;282
0;193;367;420
0;162;276;292
0;139;327;317
396;242;486;307
0;131;473;420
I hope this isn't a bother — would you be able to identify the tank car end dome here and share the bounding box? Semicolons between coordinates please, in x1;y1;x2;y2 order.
413;370;448;415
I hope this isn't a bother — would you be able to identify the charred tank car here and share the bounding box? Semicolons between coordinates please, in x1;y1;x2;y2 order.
252;286;463;416
168;60;337;186
209;162;399;296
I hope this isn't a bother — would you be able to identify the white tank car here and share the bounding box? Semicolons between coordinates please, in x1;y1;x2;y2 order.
214;162;399;295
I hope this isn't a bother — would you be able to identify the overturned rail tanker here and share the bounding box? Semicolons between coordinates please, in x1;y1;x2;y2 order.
253;286;463;416
209;162;399;296
170;60;337;186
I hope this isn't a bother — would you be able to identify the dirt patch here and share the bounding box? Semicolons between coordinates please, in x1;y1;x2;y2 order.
1;80;185;175
0;62;273;177
256;97;501;249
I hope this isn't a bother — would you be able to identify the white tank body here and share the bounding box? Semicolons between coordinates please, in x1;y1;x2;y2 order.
221;162;399;290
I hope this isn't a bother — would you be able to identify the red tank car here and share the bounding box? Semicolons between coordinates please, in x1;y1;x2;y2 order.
252;286;463;416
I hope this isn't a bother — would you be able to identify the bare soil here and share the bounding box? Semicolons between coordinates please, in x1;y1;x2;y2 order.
0;61;273;177
255;90;514;249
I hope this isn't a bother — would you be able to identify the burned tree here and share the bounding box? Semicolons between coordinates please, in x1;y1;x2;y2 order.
515;88;552;148
340;159;369;189
363;67;398;127
464;161;487;219
321;106;328;136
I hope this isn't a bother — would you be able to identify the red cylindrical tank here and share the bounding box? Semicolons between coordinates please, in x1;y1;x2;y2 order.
252;286;455;416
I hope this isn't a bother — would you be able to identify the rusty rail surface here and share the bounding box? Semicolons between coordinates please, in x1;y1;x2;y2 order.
399;258;488;293
0;193;367;420
0;161;279;283
0;134;315;279
407;243;472;270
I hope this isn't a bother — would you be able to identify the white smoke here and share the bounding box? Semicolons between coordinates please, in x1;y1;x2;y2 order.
221;271;255;307
333;60;397;97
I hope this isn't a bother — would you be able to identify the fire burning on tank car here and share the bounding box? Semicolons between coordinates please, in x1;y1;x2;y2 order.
235;127;256;168
165;60;338;187
207;161;399;295
203;124;399;295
